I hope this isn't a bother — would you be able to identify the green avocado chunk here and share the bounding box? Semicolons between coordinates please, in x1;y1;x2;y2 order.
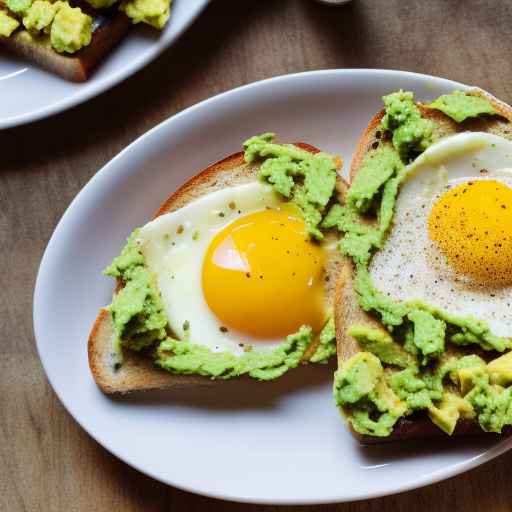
243;133;338;240
429;90;495;123
105;231;168;355
488;351;512;386
0;9;19;35
381;90;435;161
334;352;406;437
428;392;474;435
121;0;170;29
462;366;512;433
105;230;145;275
310;317;337;363
23;0;61;33
347;146;403;213
50;3;92;54
348;325;415;368
5;0;32;14
334;352;384;404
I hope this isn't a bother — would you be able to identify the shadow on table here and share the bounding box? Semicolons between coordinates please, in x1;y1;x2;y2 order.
110;359;336;412
302;0;371;68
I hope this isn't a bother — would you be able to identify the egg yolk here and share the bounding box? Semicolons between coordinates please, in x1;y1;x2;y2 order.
428;180;512;286
202;207;326;339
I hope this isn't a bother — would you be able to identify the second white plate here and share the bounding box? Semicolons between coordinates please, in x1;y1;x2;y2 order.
0;0;210;129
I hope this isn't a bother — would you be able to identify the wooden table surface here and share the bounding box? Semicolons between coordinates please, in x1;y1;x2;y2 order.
3;0;512;510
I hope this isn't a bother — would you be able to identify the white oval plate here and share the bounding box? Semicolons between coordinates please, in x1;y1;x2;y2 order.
34;69;512;505
0;0;209;129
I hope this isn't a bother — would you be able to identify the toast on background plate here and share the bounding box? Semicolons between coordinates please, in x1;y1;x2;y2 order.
0;2;130;82
332;88;512;443
89;137;347;393
0;0;170;81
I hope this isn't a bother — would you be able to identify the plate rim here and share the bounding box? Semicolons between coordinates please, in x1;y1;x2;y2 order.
0;0;210;130
33;68;512;505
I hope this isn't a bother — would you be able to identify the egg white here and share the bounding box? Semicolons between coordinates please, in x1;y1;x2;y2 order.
137;181;293;356
370;132;512;337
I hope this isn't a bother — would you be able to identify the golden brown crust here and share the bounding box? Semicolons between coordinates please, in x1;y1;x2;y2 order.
348;110;386;183
88;309;208;394
337;88;512;443
0;4;130;82
89;142;345;394
153;152;246;218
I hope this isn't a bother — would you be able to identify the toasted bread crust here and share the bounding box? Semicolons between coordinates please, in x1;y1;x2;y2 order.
88;309;207;393
337;88;512;444
89;143;345;394
154;143;320;217
153;152;247;218
0;4;130;82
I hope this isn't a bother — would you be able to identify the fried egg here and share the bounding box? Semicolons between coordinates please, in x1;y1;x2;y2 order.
370;132;512;337
136;181;330;356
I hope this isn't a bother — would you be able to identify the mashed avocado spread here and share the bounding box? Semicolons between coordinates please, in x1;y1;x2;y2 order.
104;135;340;380
381;90;435;161
23;1;61;33
332;90;512;436
430;90;496;123
50;2;91;53
1;0;173;53
2;0;92;53
0;9;19;36
244;133;338;240
120;0;169;29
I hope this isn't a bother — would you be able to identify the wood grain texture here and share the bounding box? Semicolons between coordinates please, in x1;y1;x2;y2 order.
2;0;512;510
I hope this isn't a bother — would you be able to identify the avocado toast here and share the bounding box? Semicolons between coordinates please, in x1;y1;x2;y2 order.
0;0;170;81
89;137;346;394
0;0;130;81
332;89;512;443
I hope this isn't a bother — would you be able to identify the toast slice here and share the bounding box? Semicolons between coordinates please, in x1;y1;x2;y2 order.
89;143;347;394
0;1;130;82
335;89;512;443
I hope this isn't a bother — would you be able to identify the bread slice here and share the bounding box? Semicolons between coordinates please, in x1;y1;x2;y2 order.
89;143;346;394
0;1;130;82
336;89;512;443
